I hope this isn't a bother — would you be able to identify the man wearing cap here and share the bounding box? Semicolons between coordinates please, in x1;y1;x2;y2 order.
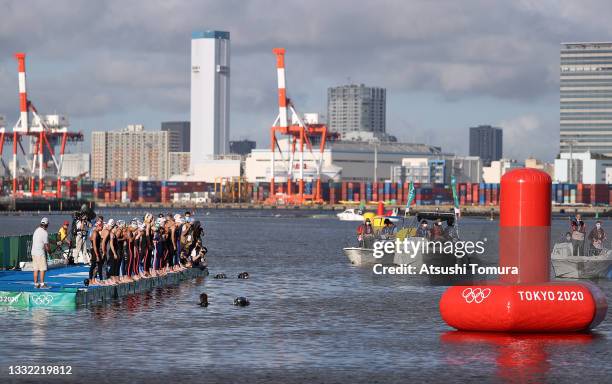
32;218;51;288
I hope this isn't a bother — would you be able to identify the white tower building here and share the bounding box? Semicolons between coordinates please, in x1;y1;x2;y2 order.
190;30;230;168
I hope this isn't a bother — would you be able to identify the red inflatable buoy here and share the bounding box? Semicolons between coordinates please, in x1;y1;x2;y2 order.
499;168;551;284
439;168;608;332
440;282;607;332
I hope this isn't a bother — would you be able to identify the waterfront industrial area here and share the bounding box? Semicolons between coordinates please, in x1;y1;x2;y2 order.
1;2;612;383
2;34;612;213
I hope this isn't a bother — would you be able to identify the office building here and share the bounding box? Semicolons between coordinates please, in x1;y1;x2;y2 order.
168;152;191;177
327;84;386;137
560;42;612;156
229;140;256;156
482;159;520;183
525;157;554;178
391;158;446;184
162;121;190;152
191;30;230;167
469;125;503;166
91;125;169;180
245;141;447;183
554;152;612;184
390;156;482;184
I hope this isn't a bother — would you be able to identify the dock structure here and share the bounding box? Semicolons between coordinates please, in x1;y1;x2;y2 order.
0;265;208;308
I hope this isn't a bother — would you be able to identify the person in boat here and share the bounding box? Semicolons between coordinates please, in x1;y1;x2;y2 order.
588;221;607;256
431;218;445;241
380;218;397;239
570;214;587;256
356;218;375;247
416;220;430;239
563;232;572;243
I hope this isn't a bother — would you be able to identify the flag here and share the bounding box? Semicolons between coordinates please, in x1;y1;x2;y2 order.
358;200;366;212
451;176;461;216
405;181;415;208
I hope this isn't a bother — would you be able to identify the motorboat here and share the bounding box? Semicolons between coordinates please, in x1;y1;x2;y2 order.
551;242;612;279
337;208;364;221
343;246;395;266
344;210;463;268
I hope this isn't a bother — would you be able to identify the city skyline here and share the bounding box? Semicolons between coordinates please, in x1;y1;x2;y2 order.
1;1;612;161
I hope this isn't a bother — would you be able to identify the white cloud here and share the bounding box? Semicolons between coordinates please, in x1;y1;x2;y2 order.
497;114;559;160
2;0;612;158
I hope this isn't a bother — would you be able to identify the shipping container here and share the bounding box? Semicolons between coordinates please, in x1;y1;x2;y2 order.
491;184;499;205
479;183;485;205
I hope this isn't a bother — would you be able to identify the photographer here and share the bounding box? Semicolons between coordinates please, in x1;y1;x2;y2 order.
72;211;91;264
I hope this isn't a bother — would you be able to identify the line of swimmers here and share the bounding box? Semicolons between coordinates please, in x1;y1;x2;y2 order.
87;213;207;286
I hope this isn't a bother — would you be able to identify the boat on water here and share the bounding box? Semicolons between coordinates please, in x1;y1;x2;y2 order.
392;212;462;266
337;208;365;221
337;207;401;223
343;246;395;266
551;242;612;279
343;211;462;267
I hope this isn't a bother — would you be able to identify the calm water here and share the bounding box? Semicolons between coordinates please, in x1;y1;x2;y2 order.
0;210;610;383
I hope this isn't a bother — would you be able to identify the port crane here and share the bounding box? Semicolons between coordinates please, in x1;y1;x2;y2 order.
268;48;334;204
0;53;84;198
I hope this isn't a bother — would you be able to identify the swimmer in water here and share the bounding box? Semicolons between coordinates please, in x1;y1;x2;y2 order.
199;293;209;307
234;297;250;306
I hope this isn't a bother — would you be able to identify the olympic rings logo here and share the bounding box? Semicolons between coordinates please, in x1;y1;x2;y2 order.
30;294;55;306
462;288;491;304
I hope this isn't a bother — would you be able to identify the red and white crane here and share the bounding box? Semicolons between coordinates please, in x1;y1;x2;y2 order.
269;48;331;204
0;53;83;198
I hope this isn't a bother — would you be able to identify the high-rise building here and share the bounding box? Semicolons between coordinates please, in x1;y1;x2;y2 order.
191;30;230;168
469;125;503;166
560;42;612;156
229;139;256;156
327;84;386;136
91;125;168;180
168;152;191;177
162;121;190;152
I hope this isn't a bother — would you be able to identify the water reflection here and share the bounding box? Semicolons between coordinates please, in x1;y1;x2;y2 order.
441;331;596;383
31;309;50;360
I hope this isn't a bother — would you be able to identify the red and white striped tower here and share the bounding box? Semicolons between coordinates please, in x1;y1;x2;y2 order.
273;48;288;129
299;129;304;199
37;130;44;193
15;53;28;131
31;138;39;193
14;53;29;195
57;132;68;198
271;48;288;196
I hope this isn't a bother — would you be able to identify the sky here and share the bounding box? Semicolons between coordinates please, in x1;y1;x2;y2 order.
0;0;611;161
